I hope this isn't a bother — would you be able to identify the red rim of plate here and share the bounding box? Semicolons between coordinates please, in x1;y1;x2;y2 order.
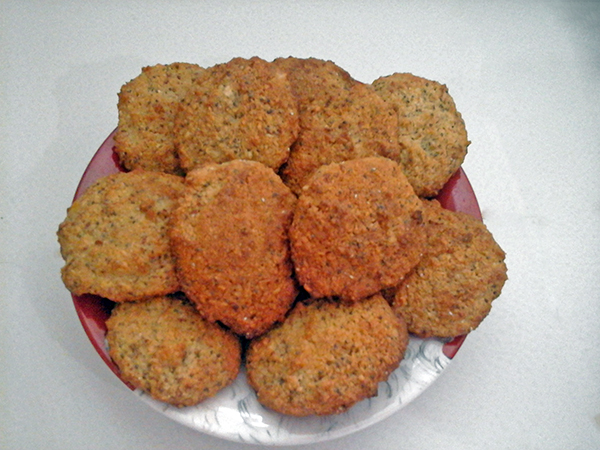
70;129;481;385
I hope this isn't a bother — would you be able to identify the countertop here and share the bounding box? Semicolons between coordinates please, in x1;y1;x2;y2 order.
2;1;599;449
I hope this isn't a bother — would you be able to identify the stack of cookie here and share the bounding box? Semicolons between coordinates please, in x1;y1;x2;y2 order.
57;57;507;415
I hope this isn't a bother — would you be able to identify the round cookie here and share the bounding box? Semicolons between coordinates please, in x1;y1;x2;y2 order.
281;82;400;195
290;156;425;302
273;59;399;195
106;295;241;407
372;73;469;197
174;56;299;173
169;159;298;338
57;170;185;302
114;62;207;175
246;294;408;416
392;200;507;338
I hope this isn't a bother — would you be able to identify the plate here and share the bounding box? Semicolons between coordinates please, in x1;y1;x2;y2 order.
71;129;481;445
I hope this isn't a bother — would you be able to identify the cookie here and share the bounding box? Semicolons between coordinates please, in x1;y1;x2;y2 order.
391;200;507;338
274;58;399;195
290;156;425;302
57;170;184;301
372;73;469;197
174;56;299;173
246;294;408;416
169;159;298;338
114;62;206;174
106;295;241;407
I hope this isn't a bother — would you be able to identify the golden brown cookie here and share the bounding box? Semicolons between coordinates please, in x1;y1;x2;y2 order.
391;200;507;338
114;62;206;175
57;170;184;301
169;159;298;338
290;156;425;302
173;56;299;173
274;58;399;195
246;294;408;416
372;73;469;197
106;295;241;407
282;82;400;195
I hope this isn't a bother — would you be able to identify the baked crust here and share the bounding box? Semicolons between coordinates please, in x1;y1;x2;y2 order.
246;294;408;416
274;57;399;195
169;160;298;338
106;295;241;407
58;170;184;301
115;62;206;174
174;57;299;173
372;73;469;197
392;200;507;337
290;156;425;302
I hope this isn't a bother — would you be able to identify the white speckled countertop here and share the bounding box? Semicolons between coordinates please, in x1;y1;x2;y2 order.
2;2;599;449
